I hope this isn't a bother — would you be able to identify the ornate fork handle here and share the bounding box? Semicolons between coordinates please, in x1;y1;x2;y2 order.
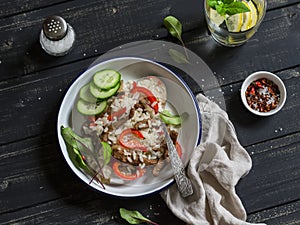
162;124;193;197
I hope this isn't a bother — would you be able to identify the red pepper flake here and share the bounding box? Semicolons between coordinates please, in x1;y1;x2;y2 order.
245;78;280;112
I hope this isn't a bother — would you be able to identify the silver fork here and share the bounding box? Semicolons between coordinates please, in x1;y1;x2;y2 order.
161;122;193;197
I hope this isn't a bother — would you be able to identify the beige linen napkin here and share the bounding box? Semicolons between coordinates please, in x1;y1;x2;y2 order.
160;94;265;225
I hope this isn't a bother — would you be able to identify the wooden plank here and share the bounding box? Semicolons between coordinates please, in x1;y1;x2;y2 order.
0;134;184;224
1;196;299;225
0;1;299;225
236;132;300;213
1;0;299;81
0;134;87;214
0;192;184;224
0;58;92;145
0;0;171;81
0;1;69;19
248;200;300;224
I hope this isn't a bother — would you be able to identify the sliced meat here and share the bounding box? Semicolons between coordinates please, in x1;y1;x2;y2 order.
112;145;159;166
152;158;165;177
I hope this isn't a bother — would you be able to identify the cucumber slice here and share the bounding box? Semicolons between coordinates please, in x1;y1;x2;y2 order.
159;110;182;125
93;69;121;90
77;99;107;115
79;84;97;103
90;81;120;99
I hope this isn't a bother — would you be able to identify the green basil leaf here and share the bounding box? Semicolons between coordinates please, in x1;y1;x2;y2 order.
216;4;227;16
64;142;93;175
61;126;94;152
223;0;234;4
224;2;250;15
209;0;250;16
102;141;112;165
163;16;189;59
163;16;183;41
119;208;158;225
61;126;107;188
61;126;93;173
207;0;218;8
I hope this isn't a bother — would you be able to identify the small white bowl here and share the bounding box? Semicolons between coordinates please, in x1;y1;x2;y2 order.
241;71;287;116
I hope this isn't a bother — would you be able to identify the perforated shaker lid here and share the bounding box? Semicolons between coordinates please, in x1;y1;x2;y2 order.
43;16;68;41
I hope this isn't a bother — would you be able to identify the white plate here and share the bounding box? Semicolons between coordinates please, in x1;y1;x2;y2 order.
57;57;201;197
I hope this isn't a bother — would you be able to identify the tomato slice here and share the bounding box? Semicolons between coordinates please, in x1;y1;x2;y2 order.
130;82;159;113
107;107;126;121
175;141;183;158
118;128;147;152
112;161;145;180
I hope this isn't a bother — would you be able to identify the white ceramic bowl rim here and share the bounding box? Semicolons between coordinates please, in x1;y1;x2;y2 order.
57;56;202;197
241;71;287;116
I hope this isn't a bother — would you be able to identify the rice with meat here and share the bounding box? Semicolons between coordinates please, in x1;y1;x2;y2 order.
84;76;179;173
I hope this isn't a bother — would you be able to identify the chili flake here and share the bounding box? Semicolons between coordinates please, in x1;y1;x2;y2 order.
245;78;280;112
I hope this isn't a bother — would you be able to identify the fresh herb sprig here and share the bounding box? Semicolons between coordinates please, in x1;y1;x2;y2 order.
120;208;159;225
208;0;250;16
163;16;184;47
61;126;112;189
163;15;189;59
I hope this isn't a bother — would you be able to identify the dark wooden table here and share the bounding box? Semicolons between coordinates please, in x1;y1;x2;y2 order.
1;0;299;224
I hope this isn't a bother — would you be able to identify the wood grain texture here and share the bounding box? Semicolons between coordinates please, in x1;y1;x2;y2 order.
185;3;300;85
237;132;300;212
248;200;300;224
0;0;299;81
0;0;70;18
0;0;172;81
0;134;183;224
0;132;299;223
0;0;300;224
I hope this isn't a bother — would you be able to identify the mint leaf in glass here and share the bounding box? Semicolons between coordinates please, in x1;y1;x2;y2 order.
208;0;250;16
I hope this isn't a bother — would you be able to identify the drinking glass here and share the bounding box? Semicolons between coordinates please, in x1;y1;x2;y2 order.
204;0;267;47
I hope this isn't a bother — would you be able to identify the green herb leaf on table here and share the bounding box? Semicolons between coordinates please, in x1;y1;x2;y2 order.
208;0;250;16
163;15;188;59
119;208;159;225
163;16;183;42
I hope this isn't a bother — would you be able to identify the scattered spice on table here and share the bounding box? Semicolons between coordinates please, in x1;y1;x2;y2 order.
245;78;280;112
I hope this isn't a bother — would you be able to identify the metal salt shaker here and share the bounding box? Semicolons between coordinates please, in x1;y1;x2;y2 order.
40;16;75;56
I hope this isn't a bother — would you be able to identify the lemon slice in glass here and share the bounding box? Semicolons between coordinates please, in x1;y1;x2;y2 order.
248;0;258;28
226;13;243;32
209;8;225;26
241;0;258;31
241;12;252;31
